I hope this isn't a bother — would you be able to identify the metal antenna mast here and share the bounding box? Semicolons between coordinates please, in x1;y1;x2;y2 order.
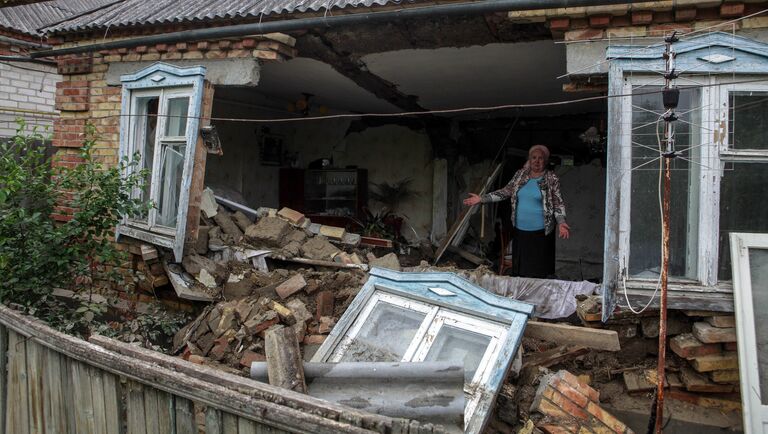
649;30;679;434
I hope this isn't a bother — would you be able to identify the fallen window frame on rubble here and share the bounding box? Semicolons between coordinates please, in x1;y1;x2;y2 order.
311;267;534;434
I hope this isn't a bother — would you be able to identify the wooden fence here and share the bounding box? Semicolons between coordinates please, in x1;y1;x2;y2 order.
0;304;446;434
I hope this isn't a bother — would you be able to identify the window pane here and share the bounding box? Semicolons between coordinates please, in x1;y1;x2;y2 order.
729;91;768;150
424;325;491;383
165;97;189;137
747;247;768;405
156;142;186;228
131;96;158;221
719;163;768;280
629;87;700;279
340;301;426;362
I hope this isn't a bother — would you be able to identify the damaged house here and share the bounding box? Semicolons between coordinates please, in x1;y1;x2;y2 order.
0;0;767;432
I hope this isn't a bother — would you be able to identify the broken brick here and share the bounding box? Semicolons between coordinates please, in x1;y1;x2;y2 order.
239;351;266;368
275;274;307;299
316;291;335;318
277;207;306;226
243;311;279;336
303;335;326;345
318;316;336;334
691;352;739;372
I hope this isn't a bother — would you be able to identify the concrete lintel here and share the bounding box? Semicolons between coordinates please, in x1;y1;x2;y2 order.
107;58;260;86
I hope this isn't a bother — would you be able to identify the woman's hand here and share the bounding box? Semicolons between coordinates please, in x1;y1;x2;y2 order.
558;222;571;239
463;193;482;206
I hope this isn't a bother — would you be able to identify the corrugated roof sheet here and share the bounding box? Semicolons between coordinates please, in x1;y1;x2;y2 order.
0;0;116;35
41;0;407;34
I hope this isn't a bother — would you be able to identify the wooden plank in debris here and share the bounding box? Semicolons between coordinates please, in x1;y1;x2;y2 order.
524;321;621;352
521;345;588;370
270;255;368;271
447;246;487;265
163;260;216;302
265;326;307;394
434;162;504;264
680;366;736;393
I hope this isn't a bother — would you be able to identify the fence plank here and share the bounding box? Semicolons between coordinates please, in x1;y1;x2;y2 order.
6;331;29;434
26;340;44;433
62;357;76;434
101;371;122;434
72;360;97;433
0;324;8;434
239;417;257;434
43;346;69;434
91;369;109;433
127;381;147;434
0;307;388;434
205;407;223;434
175;396;196;434
222;413;238;434
143;387;161;434
157;389;175;434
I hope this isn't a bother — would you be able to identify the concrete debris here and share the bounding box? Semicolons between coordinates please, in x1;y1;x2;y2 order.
300;236;340;261
182;254;227;286
367;252;401;271
200;187;219;218
213;210;244;242
244;216;291;248
232;211;253;232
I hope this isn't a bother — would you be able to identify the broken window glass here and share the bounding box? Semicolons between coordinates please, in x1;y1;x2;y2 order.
423;325;491;383
340;301;425;362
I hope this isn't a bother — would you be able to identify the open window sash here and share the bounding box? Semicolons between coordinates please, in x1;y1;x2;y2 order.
117;63;206;261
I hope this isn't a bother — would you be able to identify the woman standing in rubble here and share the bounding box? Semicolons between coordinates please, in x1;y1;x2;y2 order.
463;144;570;278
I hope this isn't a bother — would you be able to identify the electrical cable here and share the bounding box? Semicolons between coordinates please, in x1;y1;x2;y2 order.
621;113;664;314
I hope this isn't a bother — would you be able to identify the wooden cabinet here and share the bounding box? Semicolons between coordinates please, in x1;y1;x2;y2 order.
279;168;367;220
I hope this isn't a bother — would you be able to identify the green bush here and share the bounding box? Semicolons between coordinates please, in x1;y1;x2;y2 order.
0;121;151;334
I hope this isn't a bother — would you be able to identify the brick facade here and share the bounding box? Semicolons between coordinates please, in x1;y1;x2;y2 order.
0;61;58;138
506;1;768;41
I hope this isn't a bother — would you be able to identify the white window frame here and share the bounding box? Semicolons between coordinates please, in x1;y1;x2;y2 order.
616;74;768;292
116;63;206;261
730;232;768;434
311;268;533;434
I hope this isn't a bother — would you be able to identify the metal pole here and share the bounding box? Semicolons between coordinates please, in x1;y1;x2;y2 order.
652;32;678;434
32;0;648;58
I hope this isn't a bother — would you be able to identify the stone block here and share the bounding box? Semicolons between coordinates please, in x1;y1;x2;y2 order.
245;217;291;248
300;237;340;261
277;207;306;225
691;352;739;372
710;369;740;384
705;315;735;328
319;225;345;240
275;274;307;299
693;322;737;343
670;333;721;359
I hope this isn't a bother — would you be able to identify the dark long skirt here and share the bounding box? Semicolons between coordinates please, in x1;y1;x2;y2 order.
510;228;556;278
